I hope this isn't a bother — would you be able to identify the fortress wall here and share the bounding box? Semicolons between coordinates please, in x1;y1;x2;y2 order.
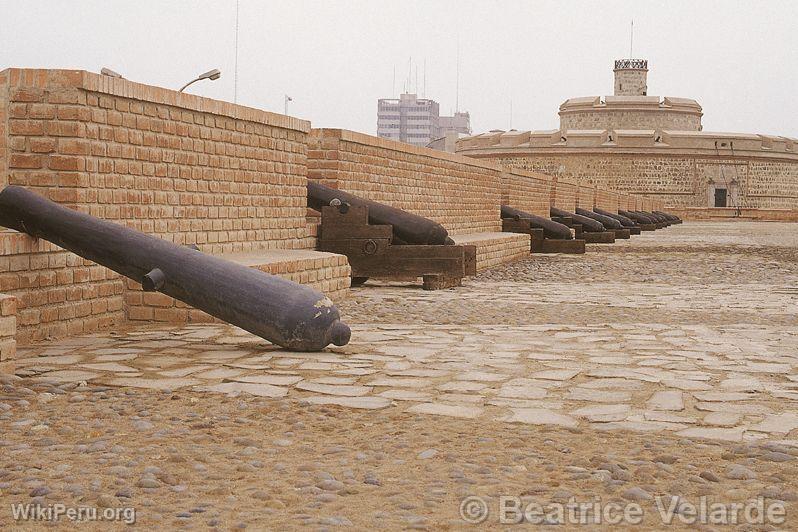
307;128;503;235
0;68;316;343
561;111;701;132
595;189;619;211
551;176;579;210
577;181;596;209
471;151;798;212
500;168;552;217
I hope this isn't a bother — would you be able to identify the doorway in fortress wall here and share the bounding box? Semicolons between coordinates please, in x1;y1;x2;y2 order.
697;161;746;208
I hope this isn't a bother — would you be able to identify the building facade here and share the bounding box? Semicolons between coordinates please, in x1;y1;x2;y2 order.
377;93;470;147
456;59;798;219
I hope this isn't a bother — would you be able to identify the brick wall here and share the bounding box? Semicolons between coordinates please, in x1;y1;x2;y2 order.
501;168;552;217
0;294;16;372
595;189;619;211
307;129;503;235
551;176;579;210
577;181;596;209
0;68;315;343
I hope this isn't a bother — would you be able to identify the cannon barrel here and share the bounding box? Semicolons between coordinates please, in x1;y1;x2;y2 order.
575;207;623;230
654;210;680;222
307;181;451;245
619;210;656;225
593;207;637;227
550;206;605;232
0;186;351;351
640;210;667;224
501;205;573;240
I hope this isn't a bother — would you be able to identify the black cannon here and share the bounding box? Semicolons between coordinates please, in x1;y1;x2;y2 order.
0;186;351;351
619;210;658;230
575;207;622;230
575;207;630;239
550;206;604;233
654;211;682;224
593;207;642;235
593;207;637;228
501;205;572;240
638;211;668;227
308;181;452;246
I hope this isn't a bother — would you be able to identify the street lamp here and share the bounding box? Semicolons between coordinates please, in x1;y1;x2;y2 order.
178;69;221;93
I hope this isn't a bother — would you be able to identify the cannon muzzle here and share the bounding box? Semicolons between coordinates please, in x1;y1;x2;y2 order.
0;186;350;351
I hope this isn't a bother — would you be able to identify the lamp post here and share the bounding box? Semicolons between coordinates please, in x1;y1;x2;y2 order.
284;95;293;115
178;69;221;93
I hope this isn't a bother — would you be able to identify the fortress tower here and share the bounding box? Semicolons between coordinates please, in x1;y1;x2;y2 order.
613;58;648;96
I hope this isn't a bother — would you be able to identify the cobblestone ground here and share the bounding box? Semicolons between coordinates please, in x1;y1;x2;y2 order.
1;221;797;530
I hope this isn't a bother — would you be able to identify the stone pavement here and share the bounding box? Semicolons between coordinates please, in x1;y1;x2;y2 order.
13;221;798;445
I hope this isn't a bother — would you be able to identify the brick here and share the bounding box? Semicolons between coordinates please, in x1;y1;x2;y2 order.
9;154;43;169
48;155;85;171
29;138;57;153
9;120;44;136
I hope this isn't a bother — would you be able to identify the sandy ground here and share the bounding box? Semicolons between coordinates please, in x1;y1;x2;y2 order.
1;221;797;530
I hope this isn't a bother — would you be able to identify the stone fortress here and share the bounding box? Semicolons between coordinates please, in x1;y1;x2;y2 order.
457;59;798;220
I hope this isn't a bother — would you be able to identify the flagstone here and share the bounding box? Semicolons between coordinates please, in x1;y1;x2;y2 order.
693;392;754;402
80;362;139;373
406;403;483;419
567;388;631;403
192;368;247;380
231;375;303;386
571;404;630;422
33;370;100;383
304;396;392;410
531;369;580;381
676;427;745;442
295;382;371;397
378;389;432;402
500;408;578;428
749;413;798;435
106;377;200;390
647;391;684;411
196;381;287;398
158;365;213;378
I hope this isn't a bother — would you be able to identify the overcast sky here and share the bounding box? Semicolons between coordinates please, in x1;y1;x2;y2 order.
2;1;796;138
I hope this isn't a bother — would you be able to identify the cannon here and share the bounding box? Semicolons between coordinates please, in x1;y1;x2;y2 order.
0;186;350;351
501;205;572;240
308;181;452;246
550;206;604;232
309;184;475;290
593;207;641;235
654;211;682;224
575;207;630;239
619;210;658;230
550;207;616;243
500;205;585;254
638;211;668;227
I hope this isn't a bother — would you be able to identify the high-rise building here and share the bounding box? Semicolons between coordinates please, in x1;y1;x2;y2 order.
377;93;471;147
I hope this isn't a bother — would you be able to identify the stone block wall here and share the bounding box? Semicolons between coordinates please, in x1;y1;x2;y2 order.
307;129;503;235
0;68;316;343
458;129;798;213
501;168;552;217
